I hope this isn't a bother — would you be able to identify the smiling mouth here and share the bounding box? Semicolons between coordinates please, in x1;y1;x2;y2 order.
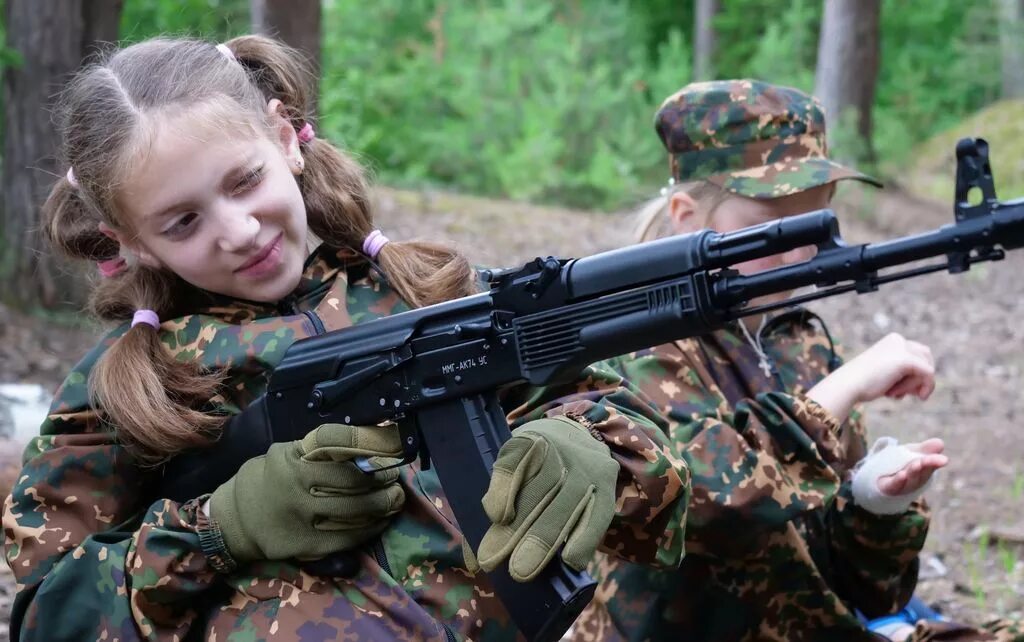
236;233;283;273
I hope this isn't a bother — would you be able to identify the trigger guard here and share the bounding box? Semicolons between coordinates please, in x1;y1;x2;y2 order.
354;423;419;473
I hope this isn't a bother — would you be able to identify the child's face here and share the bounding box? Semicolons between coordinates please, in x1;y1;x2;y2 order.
114;109;308;303
670;184;833;307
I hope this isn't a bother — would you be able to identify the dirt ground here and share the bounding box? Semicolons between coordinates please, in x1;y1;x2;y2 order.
0;182;1021;635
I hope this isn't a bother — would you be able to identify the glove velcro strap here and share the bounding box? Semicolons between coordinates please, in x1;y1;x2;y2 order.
196;499;238;574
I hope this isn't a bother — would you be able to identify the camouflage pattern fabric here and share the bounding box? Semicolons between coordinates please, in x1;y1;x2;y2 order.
574;310;935;642
2;245;690;641
654;79;883;198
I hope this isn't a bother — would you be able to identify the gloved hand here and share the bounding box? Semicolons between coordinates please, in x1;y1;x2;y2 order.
210;423;405;562
471;416;619;582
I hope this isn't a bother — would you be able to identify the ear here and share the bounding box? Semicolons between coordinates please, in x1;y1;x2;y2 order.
667;191;700;234
266;99;302;175
99;221;162;269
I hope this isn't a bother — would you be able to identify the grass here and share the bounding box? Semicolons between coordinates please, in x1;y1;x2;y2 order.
966;527;991;612
998;540;1017;575
899;99;1024;204
965;513;1023;616
996;539;1022;615
1012;468;1024;501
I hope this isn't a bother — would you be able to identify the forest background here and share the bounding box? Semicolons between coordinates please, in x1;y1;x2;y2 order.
1;0;1024;635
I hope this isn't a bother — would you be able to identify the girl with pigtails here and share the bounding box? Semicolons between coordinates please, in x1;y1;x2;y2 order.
3;35;689;641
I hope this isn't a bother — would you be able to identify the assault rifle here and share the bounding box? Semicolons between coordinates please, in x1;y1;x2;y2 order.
162;138;1024;642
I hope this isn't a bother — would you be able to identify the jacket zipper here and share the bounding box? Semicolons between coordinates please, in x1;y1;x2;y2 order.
372;539;392;575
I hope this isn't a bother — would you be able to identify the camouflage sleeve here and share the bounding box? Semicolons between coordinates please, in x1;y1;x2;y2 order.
502;363;691;569
823;410;930;617
3;340;225;640
601;351;847;557
825;486;928;617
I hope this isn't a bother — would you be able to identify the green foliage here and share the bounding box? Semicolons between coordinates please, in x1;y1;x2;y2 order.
321;0;689;209
0;0;22;236
120;0;249;42
873;0;1001;172
0;0;22;70
715;0;822;88
2;0;1014;210
741;0;819;92
900;99;1024;201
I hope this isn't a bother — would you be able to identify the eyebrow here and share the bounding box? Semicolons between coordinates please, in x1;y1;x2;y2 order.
219;156;261;189
146;201;194;224
144;154;260;222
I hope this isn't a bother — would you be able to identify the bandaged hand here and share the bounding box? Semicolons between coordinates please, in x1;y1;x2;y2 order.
210;423;406;562
470;417;620;582
851;437;947;515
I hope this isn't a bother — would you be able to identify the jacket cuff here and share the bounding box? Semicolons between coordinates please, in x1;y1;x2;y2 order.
194;495;237;574
795;394;842;436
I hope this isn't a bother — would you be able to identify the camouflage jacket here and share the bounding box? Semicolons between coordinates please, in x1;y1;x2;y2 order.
574;309;930;642
3;246;690;642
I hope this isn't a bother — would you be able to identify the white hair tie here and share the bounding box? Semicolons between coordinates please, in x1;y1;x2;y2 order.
216;43;235;61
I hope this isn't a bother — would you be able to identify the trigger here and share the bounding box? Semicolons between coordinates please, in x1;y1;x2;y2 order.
354;422;420;473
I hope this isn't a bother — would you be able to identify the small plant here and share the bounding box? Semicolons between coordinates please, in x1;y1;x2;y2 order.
996;539;1021;614
998;540;1018;575
977;527;991;563
965;527;991;612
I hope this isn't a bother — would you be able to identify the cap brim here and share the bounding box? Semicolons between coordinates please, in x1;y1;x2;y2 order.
707;157;883;199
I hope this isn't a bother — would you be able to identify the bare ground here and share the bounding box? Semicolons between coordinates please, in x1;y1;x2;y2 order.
0;183;1021;634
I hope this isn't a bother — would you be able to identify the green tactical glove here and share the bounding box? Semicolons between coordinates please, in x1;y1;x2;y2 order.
210;423;405;562
473;416;620;582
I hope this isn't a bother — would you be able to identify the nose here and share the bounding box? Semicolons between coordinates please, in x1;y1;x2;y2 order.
781;244;817;265
215;204;260;253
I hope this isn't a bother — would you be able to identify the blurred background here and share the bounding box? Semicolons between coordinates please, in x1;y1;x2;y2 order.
1;0;1023;637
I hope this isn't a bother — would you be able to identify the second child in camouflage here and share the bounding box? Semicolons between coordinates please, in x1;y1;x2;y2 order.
573;80;1021;642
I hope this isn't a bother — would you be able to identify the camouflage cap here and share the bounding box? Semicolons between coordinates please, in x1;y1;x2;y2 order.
654;79;882;198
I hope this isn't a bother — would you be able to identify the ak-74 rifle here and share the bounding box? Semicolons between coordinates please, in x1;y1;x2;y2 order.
163;138;1023;641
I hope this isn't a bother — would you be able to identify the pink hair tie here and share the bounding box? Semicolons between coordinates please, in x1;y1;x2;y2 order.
66;167;79;188
131;309;160;329
97;256;127;278
297;122;315;144
362;230;390;259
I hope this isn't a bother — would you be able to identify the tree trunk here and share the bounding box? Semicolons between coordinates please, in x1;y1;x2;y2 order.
251;0;321;115
693;0;718;81
813;0;880;162
999;0;1024;98
83;0;123;55
1;0;123;310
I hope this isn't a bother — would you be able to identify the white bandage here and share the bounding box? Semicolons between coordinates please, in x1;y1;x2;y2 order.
851;437;933;515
